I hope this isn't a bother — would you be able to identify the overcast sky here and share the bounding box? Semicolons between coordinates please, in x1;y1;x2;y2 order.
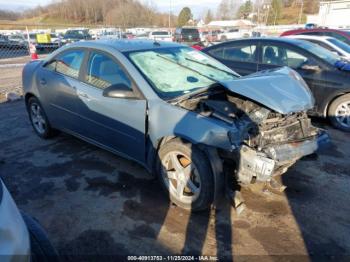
0;0;220;18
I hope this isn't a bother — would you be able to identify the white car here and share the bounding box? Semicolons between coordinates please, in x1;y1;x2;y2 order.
148;31;172;42
0;179;58;261
285;35;350;61
218;29;251;42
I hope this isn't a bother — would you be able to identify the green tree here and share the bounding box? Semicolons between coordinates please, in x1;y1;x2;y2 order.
237;0;253;19
267;0;282;25
177;7;192;27
204;9;213;24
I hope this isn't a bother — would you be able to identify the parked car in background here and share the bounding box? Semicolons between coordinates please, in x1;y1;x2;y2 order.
0;179;58;262
218;29;251;42
203;37;350;131
174;27;200;45
148;31;172;42
62;29;92;44
281;28;350;45
8;34;28;48
23;40;324;211
0;34;11;50
99;31;123;40
0;34;27;50
305;23;318;29
35;33;61;51
285;35;350;61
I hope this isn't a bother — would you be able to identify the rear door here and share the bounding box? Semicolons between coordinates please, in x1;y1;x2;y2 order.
38;49;86;132
74;50;147;163
205;41;259;76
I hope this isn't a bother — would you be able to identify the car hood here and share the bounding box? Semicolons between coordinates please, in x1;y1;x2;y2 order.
219;67;314;114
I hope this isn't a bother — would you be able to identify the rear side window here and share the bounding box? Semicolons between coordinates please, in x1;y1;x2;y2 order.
85;52;132;90
209;44;257;63
47;50;85;79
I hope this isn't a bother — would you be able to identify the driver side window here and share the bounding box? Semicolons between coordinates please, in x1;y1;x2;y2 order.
85;52;132;90
262;45;308;69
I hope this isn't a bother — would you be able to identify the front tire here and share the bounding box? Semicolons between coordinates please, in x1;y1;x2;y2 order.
328;94;350;132
156;139;214;211
27;97;57;139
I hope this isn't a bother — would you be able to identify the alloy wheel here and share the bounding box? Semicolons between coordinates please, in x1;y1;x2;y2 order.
30;103;47;135
335;101;350;128
161;151;201;204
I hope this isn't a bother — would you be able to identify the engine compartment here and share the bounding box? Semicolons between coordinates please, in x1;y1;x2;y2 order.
177;87;318;150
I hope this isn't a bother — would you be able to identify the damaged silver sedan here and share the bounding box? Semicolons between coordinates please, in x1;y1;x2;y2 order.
22;40;326;211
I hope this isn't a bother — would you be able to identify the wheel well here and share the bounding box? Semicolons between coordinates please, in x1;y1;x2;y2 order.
24;93;35;106
324;92;350;117
153;135;224;206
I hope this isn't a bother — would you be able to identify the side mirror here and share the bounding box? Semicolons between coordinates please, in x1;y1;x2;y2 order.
300;64;321;71
102;83;135;99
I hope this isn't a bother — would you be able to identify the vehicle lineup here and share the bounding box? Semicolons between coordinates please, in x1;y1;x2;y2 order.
285;35;350;60
22;39;328;211
203;37;350;131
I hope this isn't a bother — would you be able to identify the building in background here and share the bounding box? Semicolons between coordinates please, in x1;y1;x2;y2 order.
307;0;350;28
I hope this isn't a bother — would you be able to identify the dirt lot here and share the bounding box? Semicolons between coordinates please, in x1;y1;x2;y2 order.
0;99;349;261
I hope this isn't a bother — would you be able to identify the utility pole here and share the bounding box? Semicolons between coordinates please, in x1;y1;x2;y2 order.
298;0;304;24
168;0;172;30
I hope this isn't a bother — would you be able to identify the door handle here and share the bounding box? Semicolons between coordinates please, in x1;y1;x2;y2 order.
77;92;90;100
39;78;47;85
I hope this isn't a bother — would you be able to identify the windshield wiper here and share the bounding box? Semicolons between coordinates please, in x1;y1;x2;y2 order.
184;57;239;77
156;54;218;82
169;84;222;104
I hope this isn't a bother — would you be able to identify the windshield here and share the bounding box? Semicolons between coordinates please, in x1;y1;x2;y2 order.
328;38;350;53
297;40;341;64
182;29;199;35
128;47;238;99
152;31;170;36
65;30;87;39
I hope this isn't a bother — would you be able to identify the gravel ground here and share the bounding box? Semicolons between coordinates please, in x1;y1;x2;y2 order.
0;55;46;102
0;66;23;102
0;99;349;261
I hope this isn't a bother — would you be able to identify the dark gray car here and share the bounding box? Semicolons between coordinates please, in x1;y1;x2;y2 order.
22;40;324;211
203;37;350;131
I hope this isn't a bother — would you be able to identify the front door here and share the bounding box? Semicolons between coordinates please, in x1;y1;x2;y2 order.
257;42;329;111
74;50;147;163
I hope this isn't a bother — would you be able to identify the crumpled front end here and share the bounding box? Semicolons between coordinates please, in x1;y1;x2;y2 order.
176;69;324;187
233;110;320;185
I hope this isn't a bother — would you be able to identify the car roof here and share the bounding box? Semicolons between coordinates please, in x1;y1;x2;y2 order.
206;37;309;46
285;35;334;41
281;28;350;36
66;39;184;52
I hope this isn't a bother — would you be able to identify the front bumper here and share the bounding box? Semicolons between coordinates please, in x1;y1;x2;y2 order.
0;180;30;261
236;132;329;185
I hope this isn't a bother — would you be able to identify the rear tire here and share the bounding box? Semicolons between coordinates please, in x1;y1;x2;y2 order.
328;94;350;132
27;97;57;138
156;138;214;211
